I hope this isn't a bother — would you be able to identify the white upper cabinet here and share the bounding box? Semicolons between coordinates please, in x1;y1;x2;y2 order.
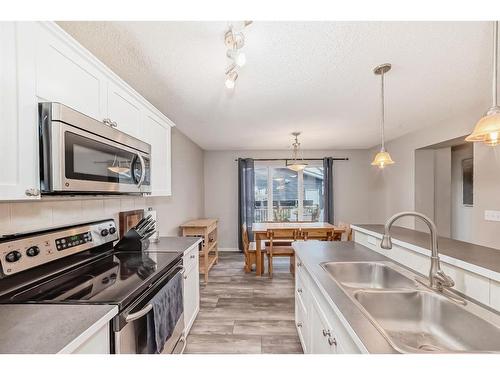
0;23;40;200
0;21;173;200
33;23;106;120
143;110;172;196
106;81;143;138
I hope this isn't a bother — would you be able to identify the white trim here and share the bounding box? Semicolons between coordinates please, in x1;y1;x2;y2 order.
351;225;500;282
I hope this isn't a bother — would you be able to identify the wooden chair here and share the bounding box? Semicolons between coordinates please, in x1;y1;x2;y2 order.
337;222;353;241
241;224;266;273
300;229;336;241
266;229;296;278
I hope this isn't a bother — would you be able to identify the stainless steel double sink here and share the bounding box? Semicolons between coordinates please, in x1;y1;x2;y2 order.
321;261;500;353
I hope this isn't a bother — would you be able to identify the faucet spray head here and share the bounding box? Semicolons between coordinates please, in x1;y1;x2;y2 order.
380;234;392;249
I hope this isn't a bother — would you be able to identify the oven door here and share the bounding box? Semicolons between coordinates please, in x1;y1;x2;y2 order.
41;121;151;194
113;261;186;354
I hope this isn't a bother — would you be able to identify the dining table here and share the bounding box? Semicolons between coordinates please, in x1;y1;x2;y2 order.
251;222;345;276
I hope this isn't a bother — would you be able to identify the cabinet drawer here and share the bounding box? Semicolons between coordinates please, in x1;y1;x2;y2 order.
183;243;199;273
311;287;363;353
295;290;309;353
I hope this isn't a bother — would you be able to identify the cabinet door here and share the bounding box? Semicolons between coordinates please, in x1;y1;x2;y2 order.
0;23;40;200
34;23;106;120
310;299;337;354
183;265;200;335
107;81;143;138
143;111;172;196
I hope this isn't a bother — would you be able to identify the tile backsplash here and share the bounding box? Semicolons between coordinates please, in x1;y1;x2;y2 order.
0;197;151;235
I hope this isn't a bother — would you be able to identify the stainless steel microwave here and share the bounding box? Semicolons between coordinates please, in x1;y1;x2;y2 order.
39;102;151;195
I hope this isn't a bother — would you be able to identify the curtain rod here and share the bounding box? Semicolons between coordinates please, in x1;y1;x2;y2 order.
234;157;349;162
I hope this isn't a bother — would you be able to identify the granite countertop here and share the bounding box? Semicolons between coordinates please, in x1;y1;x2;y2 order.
0;304;117;354
352;224;500;278
146;236;201;253
293;240;398;353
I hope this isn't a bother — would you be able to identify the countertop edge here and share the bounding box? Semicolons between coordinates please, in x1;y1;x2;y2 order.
351;225;500;282
57;305;118;354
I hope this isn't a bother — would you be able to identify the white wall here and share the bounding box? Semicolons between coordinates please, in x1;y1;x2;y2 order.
451;143;474;242
0;128;204;237
204;149;375;250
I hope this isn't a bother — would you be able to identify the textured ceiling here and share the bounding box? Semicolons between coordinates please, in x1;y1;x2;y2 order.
57;21;493;150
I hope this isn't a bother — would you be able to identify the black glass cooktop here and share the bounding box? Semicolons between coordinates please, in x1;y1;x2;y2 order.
1;251;181;309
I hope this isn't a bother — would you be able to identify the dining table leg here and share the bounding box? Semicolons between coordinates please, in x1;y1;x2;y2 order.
255;233;263;276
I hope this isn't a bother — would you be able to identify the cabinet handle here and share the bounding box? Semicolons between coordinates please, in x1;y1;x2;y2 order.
25;188;40;197
297;288;303;294
322;329;331;337
183;275;188;280
110;121;118;128
103;118;111;126
297;261;302;267
328;337;337;346
190;254;196;259
297;322;303;328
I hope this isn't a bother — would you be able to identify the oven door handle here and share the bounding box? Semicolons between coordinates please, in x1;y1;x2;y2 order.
125;303;153;322
136;153;146;189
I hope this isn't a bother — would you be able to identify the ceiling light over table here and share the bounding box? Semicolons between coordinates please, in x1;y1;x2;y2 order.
287;132;308;172
371;63;395;169
466;21;500;147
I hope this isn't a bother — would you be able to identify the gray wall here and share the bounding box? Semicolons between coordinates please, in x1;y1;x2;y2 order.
451;143;474;242
367;105;499;250
150;127;204;236
204;149;375;250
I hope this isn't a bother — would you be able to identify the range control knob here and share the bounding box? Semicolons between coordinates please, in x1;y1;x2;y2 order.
5;251;22;263
26;246;40;257
100;228;109;237
109;227;116;235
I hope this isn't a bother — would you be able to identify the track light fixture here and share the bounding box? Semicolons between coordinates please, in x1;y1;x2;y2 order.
224;22;252;89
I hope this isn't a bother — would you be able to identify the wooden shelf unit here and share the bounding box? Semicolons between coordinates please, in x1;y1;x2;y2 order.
180;218;218;283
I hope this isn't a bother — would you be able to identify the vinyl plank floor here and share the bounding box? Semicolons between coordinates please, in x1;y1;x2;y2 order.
184;252;303;354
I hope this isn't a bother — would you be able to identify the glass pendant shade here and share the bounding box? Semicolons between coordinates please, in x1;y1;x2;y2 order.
467;21;500;146
371;149;395;169
466;107;500;146
287;163;307;172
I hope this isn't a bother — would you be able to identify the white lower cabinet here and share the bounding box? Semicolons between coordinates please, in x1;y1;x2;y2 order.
66;322;111;354
295;255;363;354
183;244;200;336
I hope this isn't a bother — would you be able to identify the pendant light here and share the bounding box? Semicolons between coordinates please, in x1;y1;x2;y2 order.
466;21;500;146
287;132;308;172
371;63;395;169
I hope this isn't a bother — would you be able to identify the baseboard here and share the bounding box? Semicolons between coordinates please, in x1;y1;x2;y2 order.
219;247;241;252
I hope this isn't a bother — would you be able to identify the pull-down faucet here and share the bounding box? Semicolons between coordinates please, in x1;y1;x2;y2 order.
380;211;455;291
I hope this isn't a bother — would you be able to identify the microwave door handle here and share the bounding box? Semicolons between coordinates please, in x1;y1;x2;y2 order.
125;303;153;322
136;153;146;188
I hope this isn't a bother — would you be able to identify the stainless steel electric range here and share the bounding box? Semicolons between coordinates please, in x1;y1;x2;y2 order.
0;219;185;354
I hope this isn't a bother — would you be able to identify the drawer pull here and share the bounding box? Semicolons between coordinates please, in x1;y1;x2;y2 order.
322;329;331;337
328;337;337;346
297;288;303;294
297;322;303;328
190;254;196;259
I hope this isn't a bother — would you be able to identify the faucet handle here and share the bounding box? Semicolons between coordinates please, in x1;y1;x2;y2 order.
434;270;455;289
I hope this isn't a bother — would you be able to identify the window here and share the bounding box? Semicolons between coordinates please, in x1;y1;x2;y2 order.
254;163;324;222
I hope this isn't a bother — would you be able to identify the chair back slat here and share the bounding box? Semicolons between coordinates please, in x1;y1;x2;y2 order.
338;222;353;241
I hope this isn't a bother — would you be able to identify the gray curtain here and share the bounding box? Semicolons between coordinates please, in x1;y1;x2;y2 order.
323;157;334;224
238;158;255;251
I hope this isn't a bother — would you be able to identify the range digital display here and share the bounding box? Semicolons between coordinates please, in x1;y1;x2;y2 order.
55;231;92;251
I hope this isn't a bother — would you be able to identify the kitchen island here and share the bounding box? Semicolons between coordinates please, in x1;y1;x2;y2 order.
292;239;500;354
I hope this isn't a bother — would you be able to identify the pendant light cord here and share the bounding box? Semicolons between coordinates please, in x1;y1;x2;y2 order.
493;21;498;107
380;70;386;151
